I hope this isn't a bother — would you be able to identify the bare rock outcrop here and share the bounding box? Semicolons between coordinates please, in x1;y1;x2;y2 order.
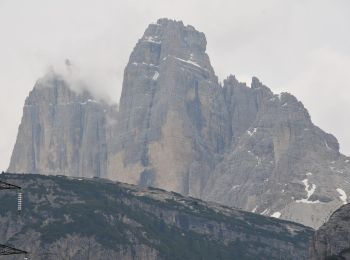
203;76;350;229
309;204;350;259
110;18;230;196
8;72;118;178
8;18;350;229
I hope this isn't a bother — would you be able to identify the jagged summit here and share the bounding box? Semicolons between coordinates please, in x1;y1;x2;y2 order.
128;18;215;79
251;76;263;89
115;18;229;194
8;71;118;178
27;71;92;106
8;18;350;229
223;74;249;88
33;69;65;88
224;74;273;92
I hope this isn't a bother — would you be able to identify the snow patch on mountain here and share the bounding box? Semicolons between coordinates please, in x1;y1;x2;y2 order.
143;36;161;44
296;179;321;204
152;71;159;81
271;212;281;218
247;128;257;136
336;188;347;204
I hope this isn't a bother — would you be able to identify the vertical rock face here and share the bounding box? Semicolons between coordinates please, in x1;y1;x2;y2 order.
309;204;350;259
8;18;350;229
223;76;263;143
110;18;230;196
8;72;118;178
203;76;350;229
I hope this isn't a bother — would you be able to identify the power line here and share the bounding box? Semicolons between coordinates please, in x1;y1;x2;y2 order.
0;180;21;190
0;244;28;258
0;175;29;259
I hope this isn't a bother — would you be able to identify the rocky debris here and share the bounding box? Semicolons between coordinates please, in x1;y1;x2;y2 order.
309;203;350;259
0;173;313;260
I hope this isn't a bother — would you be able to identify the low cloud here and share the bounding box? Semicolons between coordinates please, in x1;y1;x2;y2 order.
44;59;120;104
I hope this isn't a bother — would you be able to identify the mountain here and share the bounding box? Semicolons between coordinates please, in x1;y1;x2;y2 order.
0;173;313;260
202;76;350;229
309;203;350;259
8;18;350;229
111;18;230;196
8;72;118;179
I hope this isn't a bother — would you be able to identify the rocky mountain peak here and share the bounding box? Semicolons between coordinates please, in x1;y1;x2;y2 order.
223;74;242;87
8;70;117;178
250;77;274;97
251;76;261;88
114;19;228;195
9;18;350;229
26;71;92;106
128;18;214;76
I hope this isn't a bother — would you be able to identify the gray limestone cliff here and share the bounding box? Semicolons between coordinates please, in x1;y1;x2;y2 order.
203;76;350;229
8;18;350;229
110;18;231;197
309;204;350;259
8;72;118;178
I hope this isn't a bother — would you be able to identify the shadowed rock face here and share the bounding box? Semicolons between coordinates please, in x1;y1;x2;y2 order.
0;173;313;260
203;76;350;229
8;18;350;229
309;204;350;260
110;18;231;196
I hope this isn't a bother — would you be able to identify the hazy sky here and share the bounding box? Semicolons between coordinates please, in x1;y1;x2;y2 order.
1;0;350;171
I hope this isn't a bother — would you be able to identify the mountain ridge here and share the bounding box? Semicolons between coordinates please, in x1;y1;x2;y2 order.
8;18;350;229
0;172;313;260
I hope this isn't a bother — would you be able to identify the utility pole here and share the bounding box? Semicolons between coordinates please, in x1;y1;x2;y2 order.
0;176;28;259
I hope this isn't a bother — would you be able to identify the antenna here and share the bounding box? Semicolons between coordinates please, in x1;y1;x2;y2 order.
0;180;22;213
0;175;29;259
18;192;23;211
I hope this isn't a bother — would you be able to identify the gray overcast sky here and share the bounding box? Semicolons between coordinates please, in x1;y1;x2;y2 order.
1;0;350;171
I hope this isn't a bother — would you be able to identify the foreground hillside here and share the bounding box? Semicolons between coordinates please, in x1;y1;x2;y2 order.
0;173;312;259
